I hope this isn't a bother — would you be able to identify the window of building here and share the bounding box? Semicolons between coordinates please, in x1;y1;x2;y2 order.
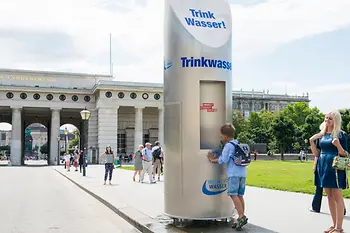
117;134;126;154
1;133;6;140
143;134;150;145
149;136;158;145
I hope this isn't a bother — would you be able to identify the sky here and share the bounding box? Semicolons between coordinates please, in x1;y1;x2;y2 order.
0;0;350;131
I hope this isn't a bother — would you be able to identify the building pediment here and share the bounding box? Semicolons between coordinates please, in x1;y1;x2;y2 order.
93;80;163;93
0;68;112;90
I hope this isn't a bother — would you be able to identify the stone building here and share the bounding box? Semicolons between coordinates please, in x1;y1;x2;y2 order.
232;89;310;118
0;68;310;165
0;130;11;147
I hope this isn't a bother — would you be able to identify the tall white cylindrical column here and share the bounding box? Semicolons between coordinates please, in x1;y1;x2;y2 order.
10;107;22;166
134;107;144;152
158;107;164;146
49;108;61;165
164;0;232;219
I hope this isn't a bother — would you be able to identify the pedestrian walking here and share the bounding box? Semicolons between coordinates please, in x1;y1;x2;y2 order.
133;145;143;182
152;141;163;181
253;151;258;161
65;153;71;172
310;110;348;233
100;146;116;185
78;150;84;173
140;142;156;184
73;151;79;171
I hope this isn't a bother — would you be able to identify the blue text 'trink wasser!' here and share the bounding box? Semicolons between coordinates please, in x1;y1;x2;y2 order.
185;8;226;29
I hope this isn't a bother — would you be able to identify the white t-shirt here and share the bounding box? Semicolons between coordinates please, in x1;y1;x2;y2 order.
65;154;71;162
151;146;163;158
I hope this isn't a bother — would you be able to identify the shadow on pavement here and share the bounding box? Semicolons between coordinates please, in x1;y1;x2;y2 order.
150;217;278;233
170;221;278;233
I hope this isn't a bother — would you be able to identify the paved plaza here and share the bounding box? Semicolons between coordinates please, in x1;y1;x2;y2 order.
0;166;140;233
2;165;350;232
54;165;350;233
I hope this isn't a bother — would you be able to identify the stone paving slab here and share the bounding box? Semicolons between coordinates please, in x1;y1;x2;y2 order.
55;165;350;233
0;166;140;233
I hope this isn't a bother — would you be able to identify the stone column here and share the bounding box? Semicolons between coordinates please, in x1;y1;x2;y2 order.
251;101;255;112
115;107;119;153
134;107;144;152
10;107;22;166
87;109;98;163
97;107;118;162
49;108;61;165
158;107;164;146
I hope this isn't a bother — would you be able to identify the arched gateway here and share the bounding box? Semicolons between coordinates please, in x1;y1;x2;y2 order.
0;69;164;166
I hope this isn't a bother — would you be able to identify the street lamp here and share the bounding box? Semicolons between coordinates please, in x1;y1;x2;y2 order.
64;127;68;154
80;108;91;177
56;136;60;166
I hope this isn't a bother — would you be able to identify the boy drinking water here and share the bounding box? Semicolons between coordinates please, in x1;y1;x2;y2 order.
207;124;248;230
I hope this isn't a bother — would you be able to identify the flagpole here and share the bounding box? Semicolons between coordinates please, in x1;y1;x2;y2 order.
110;33;113;77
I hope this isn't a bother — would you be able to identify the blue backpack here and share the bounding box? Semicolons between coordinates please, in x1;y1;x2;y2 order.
229;141;251;166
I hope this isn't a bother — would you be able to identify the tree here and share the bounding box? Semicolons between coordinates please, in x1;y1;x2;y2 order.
250;127;271;144
40;142;48;154
247;111;275;144
281;102;311;128
247;112;262;130
340;109;350;147
237;132;253;146
68;129;80;149
260;110;277;130
232;110;247;138
69;137;79;149
271;115;296;160
340;109;350;132
302;107;324;143
259;110;277;145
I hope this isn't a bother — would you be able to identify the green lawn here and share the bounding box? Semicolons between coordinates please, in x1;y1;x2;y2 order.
117;161;350;198
117;165;134;171
247;160;350;198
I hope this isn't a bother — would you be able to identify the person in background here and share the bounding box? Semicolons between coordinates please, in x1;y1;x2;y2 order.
73;150;79;171
133;145;143;182
152;141;163;181
310;110;348;233
70;154;74;167
140;142;156;184
100;146;116;185
253;151;258;161
78;150;84;173
65;153;71;172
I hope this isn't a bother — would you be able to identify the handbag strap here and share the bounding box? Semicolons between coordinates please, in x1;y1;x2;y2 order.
335;167;348;189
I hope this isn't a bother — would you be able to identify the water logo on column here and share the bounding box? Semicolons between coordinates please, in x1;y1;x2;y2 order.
202;178;228;196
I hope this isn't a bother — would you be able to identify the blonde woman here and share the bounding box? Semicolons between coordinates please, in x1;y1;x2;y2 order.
310;110;348;233
133;145;144;182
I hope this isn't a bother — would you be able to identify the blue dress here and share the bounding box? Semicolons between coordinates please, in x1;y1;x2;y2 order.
315;132;348;189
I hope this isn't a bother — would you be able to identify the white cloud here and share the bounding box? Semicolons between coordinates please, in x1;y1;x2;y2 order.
308;83;350;112
0;0;164;81
0;0;349;86
230;0;350;60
